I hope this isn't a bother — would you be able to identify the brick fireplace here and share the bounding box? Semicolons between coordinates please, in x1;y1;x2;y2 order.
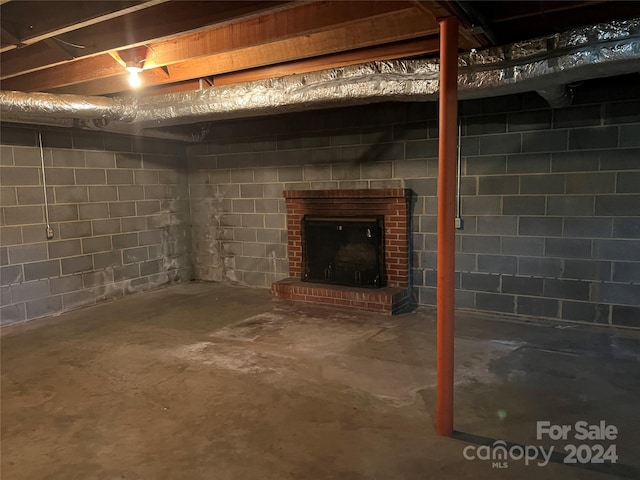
271;189;412;313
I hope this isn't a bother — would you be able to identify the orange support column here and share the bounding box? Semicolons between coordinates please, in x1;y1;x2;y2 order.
436;16;459;436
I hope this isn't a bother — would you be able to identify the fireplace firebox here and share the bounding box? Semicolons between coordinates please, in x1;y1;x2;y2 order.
302;215;384;288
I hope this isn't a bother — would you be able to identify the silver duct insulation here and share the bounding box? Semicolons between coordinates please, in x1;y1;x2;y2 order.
1;17;639;139
0;90;136;121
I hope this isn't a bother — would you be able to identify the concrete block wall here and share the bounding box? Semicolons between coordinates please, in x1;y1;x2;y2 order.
0;126;192;325
187;74;640;327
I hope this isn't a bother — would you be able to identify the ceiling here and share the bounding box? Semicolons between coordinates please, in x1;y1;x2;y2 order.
2;0;640;99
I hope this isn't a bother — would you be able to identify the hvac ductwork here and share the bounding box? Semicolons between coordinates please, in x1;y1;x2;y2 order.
1;18;639;140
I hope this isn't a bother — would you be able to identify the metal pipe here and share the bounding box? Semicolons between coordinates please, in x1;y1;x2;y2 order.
436;16;458;437
37;132;54;240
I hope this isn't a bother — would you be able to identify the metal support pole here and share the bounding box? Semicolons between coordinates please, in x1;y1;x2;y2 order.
436;16;459;436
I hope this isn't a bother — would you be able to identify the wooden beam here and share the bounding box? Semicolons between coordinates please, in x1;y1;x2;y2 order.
133;36;440;96
47;7;439;95
0;0;293;78
0;1;164;54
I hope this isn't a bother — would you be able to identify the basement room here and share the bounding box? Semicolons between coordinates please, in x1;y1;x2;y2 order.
1;1;639;478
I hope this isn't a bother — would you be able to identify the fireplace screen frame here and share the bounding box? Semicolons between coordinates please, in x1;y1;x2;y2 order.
301;214;385;288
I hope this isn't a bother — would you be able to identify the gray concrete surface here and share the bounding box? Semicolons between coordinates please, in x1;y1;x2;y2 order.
2;282;639;479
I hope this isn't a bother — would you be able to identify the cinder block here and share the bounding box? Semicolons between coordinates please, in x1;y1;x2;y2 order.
49;274;83;294
394;159;428;178
405;139;438;159
0;303;26;324
0;146;14;165
0;227;22;246
478;176;518;195
508;110;552;132
113;264;139;281
616;172;640;193
476;292;515;313
303;165;332;181
55;186;88;203
562;301;609;323
139;229;162;246
518;257;562;277
563;259;611;281
25;295;62;319
16;186;45;204
479;133;521;155
240;184;264;199
361;161;393;179
253;139;278;151
106;169;134;184
89;186;118;202
611;305;640;327
547;196;595;216
466;114;506;135
519;217;562;236
0;246;7;266
85;151;115;168
0;265;23;285
118;186;144;201
331;164;361;181
0;167;40;185
11;279;49;302
93;251;122;269
507;153;551;174
565;173;615;194
62;289;96;310
613;217;640;238
613;262;639;283
461;196;501;215
48;204;78;222
543;279;590;301
144;185;169;200
45;168;76;186
520;174;564;194
545;238;591;259
553;105;601;128
123;246;148;264
13;147;43;166
4;205;44;225
521;130;567;153
8;243;48;264
264;214;285;229
477;216;517;235
312;148;341;164
477;255;517;274
593;239;640;261
569;126;618;150
551;151;600;172
121;217;147;232
78;203;109;220
72;131;104;151
605;101;640;125
502;276;544;296
75;169;106;185
1;187;17;206
241;214;264;228
112;233;138;249
59;221;92;239
61;255;93;274
595;195;640;216
109;201;136;218
461;272;500;292
596;282;640;306
140;259;162;276
564;218;612;238
51;150;84;167
517;297;559;318
620;125;640;148
82;236;112;254
501;235;544;257
92;219;121;235
115;153;142;169
254;199;279;214
466;156;507;175
134;170;159;185
503;196;545;215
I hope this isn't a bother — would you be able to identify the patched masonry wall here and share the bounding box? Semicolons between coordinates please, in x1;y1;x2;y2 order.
0;126;192;325
187;74;640;328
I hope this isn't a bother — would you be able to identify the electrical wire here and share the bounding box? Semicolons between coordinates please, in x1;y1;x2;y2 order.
38;132;54;240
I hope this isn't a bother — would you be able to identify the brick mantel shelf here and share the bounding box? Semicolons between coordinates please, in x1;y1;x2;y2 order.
272;189;412;314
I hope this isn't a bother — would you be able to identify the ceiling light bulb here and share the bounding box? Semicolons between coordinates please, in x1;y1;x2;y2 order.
128;69;142;88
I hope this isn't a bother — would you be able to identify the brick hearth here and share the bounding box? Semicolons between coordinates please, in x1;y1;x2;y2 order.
272;189;412;314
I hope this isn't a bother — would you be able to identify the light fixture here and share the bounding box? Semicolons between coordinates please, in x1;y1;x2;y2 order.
116;45;150;89
125;62;143;88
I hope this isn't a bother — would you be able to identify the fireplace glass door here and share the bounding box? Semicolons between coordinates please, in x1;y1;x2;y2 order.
302;215;384;288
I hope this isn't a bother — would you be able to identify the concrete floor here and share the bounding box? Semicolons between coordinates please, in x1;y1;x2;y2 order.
1;282;639;479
